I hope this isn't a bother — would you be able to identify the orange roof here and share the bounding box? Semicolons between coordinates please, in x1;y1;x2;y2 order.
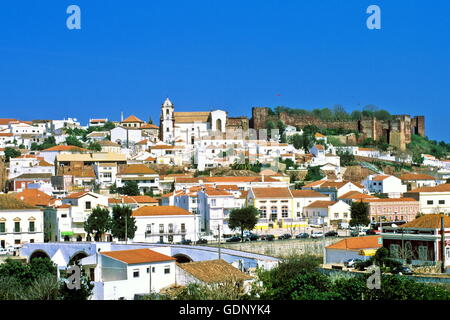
122;115;144;123
101;248;175;264
13;189;53;206
119;164;157;175
408;183;450;193
290;189;328;198
204;189;233;197
136;139;148;145
0;118;17;125
305;200;337;208
109;195;158;204
174;176;278;184
398;173;436;181
303;180;326;188
251;187;292;198
326;236;381;251
132;205;192;216
65;191;90;199
314;144;325;150
0;133;13;137
338;191;378;200
400;214;450;229
141;123;159;129
38;160;54;167
358;147;377;152
363;197;418;203
315;132;326;138
42;145;88;152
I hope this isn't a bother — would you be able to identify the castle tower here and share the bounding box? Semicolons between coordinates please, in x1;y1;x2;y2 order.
160;98;175;144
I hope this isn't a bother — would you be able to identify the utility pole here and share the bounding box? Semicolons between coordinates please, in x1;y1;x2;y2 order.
218;224;221;260
149;265;152;294
441;215;446;273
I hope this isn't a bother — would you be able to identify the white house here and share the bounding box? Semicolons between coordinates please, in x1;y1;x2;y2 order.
303;200;351;226
93;248;176;300
404;184;450;215
116;164;160;195
0;194;44;249
132;206;199;243
362;174;407;198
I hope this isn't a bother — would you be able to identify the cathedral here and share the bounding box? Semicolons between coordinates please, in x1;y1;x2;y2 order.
159;98;228;145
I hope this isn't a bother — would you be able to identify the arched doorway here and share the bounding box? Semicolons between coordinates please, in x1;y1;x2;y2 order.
29;250;50;262
216;118;222;131
173;254;193;263
68;251;88;266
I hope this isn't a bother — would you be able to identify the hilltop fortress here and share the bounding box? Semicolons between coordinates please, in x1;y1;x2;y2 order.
251;107;425;151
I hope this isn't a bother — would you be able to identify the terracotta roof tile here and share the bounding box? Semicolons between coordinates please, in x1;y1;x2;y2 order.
177;259;252;283
400;214;450;229
132;205;192;216
326;236;381;250
305;200;337;208
101;248;175;264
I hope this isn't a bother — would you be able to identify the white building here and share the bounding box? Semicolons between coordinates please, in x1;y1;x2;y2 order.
132;206;199;243
303;200;351;226
362;174;407;198
404;184;450;215
0;194;44;248
8;155;55;180
93;248;176;300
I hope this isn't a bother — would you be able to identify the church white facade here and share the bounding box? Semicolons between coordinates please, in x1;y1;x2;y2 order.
159;98;227;145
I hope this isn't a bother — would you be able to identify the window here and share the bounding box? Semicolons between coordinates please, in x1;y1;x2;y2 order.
418;246;428;261
159;224;164;234
0;223;5;233
29;221;35;232
168;235;173;242
133;269;140;278
14;222;20;233
334;213;339;218
439;200;445;205
211;199;216;206
281;206;288;218
164;266;170;274
61;214;67;218
390;244;400;258
181;223;186;233
427;200;433;205
168;223;174;233
260;206;267;218
146;224;152;234
271;206;277;215
85;201;92;210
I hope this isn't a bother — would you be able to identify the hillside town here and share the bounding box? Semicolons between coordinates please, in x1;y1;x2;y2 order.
1;98;450;300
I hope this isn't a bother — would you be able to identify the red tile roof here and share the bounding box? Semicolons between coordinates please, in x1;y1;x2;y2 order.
101;249;175;264
408;183;450;193
290;189;328;198
400;214;450;229
122;115;144;123
326;236;381;251
305;200;337;208
398;173;436;181
13;189;53;206
132;205;192;216
42;145;88;152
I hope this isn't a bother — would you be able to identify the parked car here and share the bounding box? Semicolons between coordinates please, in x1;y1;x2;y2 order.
351;229;366;237
278;233;292;240
366;229;377;235
246;233;259;241
178;239;192;245
0;248;9;256
196;238;208;244
226;236;241;243
392;266;414;275
325;230;338;237
265;234;275;241
344;258;363;268
311;231;324;238
295;233;310;239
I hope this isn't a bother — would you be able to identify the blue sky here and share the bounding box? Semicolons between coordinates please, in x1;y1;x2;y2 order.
0;1;449;141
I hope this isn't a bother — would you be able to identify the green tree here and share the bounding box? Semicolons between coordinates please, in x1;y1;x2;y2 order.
4;147;21;162
59;272;94;300
88;141;102;151
117;181;140;196
228;206;259;241
304;166;324;181
65;135;83;148
337;150;356;166
84;207;112;241
110;205;137;241
349;201;370;227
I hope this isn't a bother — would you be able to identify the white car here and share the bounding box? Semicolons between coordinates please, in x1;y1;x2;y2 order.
0;248;9;256
311;231;324;238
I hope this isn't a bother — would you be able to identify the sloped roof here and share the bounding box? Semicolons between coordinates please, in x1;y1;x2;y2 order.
119;164;157;175
400;214;450;229
372;175;391;181
13;189;53;206
132;205;192;217
177;259;252;283
305;200;337;208
174;112;210;123
0;194;38;210
122;115;144;123
101;249;175;264
338;191;378;200
42;145;88;152
290;189;328;198
326;236;381;251
408;183;450;193
251;187;292;198
109;195;158;204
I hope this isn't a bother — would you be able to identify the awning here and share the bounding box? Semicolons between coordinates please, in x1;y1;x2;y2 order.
359;249;377;256
61;231;74;236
